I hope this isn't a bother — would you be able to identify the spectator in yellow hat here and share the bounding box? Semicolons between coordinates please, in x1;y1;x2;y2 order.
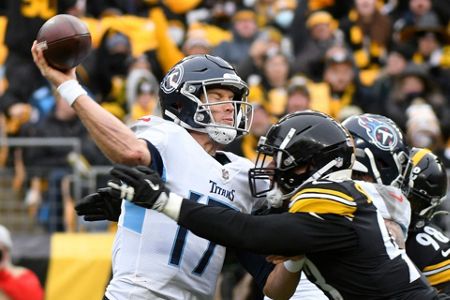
293;10;342;82
306;46;367;119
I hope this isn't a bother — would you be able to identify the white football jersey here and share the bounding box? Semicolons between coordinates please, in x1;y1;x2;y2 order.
105;116;266;300
356;181;411;238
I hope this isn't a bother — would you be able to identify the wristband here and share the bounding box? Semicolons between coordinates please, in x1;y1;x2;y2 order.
161;192;184;221
57;80;87;106
283;258;305;273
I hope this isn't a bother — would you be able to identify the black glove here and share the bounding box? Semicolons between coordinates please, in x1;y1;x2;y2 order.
75;184;122;222
109;164;170;210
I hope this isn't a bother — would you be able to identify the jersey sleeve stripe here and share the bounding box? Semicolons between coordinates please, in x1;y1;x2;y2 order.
423;259;450;273
295;188;354;201
423;268;450;286
292;193;357;207
289;198;356;218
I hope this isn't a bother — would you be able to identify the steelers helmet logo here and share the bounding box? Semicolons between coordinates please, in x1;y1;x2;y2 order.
161;65;184;93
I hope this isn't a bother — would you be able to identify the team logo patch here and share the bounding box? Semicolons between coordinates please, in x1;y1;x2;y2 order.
161;65;183;93
358;116;398;151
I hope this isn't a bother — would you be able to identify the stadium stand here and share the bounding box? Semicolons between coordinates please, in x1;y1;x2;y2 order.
0;0;450;299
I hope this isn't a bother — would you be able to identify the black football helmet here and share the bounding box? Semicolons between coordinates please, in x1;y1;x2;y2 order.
159;54;253;144
249;111;355;202
402;148;448;219
342;114;409;187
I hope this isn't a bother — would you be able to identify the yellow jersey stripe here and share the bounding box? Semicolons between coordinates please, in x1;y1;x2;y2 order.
292;193;357;207
423;259;450;272
289;198;356;218
424;268;450;287
295;187;354;201
412;148;431;166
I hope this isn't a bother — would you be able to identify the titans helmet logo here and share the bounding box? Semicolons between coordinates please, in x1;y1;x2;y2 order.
358;116;398;151
161;65;183;93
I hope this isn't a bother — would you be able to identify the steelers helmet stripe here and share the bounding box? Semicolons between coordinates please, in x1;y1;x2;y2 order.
411;148;431;167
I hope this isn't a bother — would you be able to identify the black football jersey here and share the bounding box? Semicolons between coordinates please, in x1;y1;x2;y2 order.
407;220;450;291
178;179;438;299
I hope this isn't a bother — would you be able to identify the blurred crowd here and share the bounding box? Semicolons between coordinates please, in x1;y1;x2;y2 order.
0;1;449;299
0;0;449;234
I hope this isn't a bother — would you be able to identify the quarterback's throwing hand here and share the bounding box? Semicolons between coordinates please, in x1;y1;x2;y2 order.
109;165;170;210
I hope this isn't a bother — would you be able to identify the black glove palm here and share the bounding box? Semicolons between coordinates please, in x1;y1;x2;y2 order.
109;164;170;210
75;184;122;222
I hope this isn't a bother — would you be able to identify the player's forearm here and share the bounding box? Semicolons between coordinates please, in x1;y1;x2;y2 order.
72;95;150;165
384;219;406;249
263;263;300;300
167;199;303;256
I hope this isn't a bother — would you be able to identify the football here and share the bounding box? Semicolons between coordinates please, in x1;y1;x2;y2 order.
36;14;91;71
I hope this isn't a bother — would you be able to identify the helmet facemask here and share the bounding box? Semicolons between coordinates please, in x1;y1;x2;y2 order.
389;150;409;188
357;146;409;187
401;148;448;220
248;140;277;198
249;129;349;206
249;135;302;208
249;111;355;208
180;77;253;144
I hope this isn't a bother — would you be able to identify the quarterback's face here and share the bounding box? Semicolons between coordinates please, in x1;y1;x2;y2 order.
201;88;235;126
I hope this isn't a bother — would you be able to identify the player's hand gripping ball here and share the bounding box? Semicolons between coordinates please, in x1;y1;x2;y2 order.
36;14;91;71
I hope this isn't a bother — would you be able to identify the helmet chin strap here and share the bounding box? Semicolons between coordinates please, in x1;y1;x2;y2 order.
364;148;383;185
206;126;237;144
